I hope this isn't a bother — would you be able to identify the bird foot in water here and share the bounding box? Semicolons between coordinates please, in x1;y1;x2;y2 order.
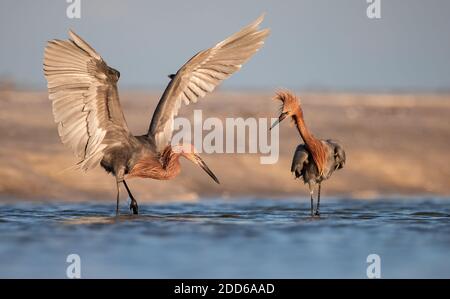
129;199;139;215
313;210;321;217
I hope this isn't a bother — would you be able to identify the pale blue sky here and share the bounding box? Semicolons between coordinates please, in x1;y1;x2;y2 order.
0;0;449;91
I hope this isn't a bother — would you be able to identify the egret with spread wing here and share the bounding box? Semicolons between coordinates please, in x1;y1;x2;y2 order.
43;15;269;215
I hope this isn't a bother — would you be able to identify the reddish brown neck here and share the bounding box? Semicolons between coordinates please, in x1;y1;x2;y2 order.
161;146;177;168
128;148;181;180
292;108;316;145
292;107;327;175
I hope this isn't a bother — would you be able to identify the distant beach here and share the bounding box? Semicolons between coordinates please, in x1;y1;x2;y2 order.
1;89;449;202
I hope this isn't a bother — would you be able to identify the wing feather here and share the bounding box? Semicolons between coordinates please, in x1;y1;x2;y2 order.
44;30;129;171
148;15;269;151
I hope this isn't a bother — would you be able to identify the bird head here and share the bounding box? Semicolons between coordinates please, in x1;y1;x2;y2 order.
270;91;301;130
172;144;220;184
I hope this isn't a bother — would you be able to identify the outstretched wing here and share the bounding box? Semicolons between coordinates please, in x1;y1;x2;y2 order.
148;15;270;152
44;30;130;171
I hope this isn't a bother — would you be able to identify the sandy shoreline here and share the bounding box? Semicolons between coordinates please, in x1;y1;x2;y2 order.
1;89;449;202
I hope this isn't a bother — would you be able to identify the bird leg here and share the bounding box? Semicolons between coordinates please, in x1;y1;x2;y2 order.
115;180;120;217
315;183;321;216
123;180;139;215
309;184;314;217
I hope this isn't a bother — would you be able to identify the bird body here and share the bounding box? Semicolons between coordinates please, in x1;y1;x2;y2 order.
272;91;346;216
127;149;182;181
291;140;345;185
43;16;269;215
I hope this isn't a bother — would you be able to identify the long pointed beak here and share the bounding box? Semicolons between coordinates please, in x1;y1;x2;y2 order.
196;155;220;184
270;112;288;130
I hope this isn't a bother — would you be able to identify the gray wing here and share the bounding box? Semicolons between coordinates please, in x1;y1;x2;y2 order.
291;144;309;178
44;30;130;171
326;139;346;170
148;15;270;152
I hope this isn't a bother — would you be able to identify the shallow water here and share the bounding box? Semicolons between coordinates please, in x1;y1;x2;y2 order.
0;198;449;278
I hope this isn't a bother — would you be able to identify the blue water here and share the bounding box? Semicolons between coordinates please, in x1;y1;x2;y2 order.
0;198;449;278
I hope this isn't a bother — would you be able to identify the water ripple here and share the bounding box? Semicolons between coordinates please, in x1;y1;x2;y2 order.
0;197;449;278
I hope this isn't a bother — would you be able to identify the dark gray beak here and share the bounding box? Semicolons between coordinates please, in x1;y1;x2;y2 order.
196;156;220;184
270;112;288;130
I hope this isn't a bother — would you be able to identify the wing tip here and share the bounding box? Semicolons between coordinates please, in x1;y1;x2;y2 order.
253;13;266;27
260;27;271;36
253;14;270;38
68;29;79;42
67;29;102;60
